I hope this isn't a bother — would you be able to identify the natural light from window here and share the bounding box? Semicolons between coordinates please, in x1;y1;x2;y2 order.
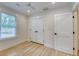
0;13;16;40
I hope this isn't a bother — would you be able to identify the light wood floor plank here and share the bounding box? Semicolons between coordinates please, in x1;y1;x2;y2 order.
0;41;73;56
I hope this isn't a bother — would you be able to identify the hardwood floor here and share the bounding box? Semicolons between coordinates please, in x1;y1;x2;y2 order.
0;41;72;56
77;50;79;56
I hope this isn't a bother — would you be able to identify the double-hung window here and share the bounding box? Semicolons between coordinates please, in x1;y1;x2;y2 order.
0;13;16;40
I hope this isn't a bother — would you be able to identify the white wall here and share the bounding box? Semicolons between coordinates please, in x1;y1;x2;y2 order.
44;13;55;48
0;5;29;51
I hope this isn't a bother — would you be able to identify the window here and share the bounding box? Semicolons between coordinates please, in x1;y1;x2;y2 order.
0;13;16;40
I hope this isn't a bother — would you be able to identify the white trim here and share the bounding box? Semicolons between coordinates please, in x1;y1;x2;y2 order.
72;2;78;12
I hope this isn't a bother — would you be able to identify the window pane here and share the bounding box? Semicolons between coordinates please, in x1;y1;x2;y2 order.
0;13;16;39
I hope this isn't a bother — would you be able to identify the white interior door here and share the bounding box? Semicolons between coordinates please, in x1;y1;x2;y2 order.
30;16;44;44
54;13;74;54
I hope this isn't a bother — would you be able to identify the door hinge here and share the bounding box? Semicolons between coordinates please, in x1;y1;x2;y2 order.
72;16;74;19
73;32;75;34
73;48;75;50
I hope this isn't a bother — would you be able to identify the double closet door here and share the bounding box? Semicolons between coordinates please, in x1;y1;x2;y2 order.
54;13;74;54
30;16;44;44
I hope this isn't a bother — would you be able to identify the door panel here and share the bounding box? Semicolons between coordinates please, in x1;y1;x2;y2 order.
30;16;44;44
54;13;74;54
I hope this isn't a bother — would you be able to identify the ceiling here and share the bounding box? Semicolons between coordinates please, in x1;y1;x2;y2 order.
0;2;74;16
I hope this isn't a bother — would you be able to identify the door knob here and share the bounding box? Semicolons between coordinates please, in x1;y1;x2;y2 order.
54;33;57;35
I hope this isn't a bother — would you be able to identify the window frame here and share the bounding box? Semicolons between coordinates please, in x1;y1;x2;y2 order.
0;12;17;40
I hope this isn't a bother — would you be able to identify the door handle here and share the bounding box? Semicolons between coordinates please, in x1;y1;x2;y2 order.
35;31;38;33
54;33;57;35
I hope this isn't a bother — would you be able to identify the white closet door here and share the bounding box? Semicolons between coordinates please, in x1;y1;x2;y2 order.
30;16;44;44
54;13;74;54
